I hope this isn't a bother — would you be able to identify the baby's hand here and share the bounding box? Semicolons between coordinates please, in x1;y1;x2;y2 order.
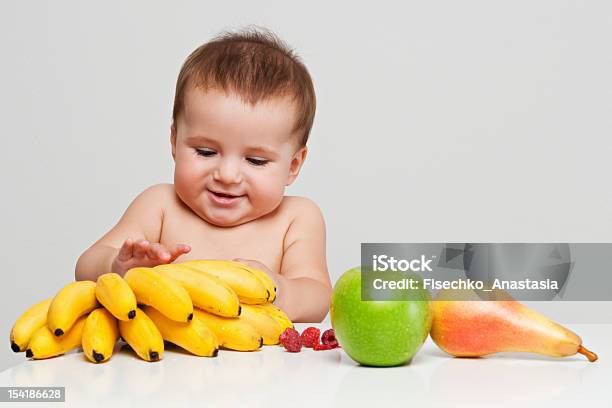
112;239;191;276
233;258;281;289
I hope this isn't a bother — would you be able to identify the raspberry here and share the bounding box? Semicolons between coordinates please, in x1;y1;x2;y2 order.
300;327;321;348
313;343;336;351
279;327;299;344
321;329;338;347
279;328;302;352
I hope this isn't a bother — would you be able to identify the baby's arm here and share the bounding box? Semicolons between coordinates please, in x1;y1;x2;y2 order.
75;184;189;281
273;198;332;322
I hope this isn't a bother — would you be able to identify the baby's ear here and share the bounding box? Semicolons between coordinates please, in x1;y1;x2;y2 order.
170;125;177;161
286;146;308;186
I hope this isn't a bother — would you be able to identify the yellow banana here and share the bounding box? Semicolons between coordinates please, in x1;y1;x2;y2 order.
123;267;193;322
250;303;294;330
118;308;164;362
26;314;86;359
238;263;277;303
180;260;269;304
95;273;137;321
82;308;119;363
10;298;53;352
143;306;219;357
154;264;240;317
47;281;99;337
193;309;262;352
239;305;285;345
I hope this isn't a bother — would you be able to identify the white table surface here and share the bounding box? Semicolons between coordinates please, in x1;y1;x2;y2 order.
0;322;609;408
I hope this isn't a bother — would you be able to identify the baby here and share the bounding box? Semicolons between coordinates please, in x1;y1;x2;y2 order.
75;28;331;322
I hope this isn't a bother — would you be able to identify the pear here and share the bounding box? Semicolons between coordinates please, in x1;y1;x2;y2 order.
430;289;598;362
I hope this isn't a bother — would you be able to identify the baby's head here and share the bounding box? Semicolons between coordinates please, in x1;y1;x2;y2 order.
170;28;316;227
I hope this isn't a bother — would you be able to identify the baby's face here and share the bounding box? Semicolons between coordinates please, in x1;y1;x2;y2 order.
171;87;306;227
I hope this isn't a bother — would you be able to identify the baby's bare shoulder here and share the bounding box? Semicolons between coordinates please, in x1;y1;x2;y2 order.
277;196;325;224
146;183;175;195
127;183;178;217
136;183;175;205
92;183;174;247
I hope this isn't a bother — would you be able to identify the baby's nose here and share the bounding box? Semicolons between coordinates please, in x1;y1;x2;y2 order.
213;159;243;184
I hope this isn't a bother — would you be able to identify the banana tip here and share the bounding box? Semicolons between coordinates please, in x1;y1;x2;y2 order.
149;351;159;361
11;342;20;353
92;351;105;363
187;313;193;321
128;310;136;319
25;349;33;358
54;328;64;337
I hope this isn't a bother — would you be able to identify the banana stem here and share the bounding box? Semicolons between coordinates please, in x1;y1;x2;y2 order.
577;345;598;362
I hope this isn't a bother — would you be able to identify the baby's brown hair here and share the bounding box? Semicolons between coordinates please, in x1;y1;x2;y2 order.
172;27;316;146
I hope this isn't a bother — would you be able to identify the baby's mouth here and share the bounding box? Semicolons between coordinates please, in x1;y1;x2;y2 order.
214;191;236;198
207;189;245;205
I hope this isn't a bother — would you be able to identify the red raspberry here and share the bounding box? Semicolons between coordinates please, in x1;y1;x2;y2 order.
300;327;321;348
280;328;302;352
313;343;336;351
321;329;339;347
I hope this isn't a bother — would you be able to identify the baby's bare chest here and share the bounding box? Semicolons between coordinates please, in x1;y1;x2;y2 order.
158;203;289;274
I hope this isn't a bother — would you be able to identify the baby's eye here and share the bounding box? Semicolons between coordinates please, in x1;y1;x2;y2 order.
246;157;268;166
195;148;216;157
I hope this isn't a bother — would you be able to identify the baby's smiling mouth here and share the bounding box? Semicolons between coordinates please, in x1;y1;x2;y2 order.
207;189;245;205
209;190;243;198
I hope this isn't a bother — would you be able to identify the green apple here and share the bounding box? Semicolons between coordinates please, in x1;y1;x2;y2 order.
330;267;432;367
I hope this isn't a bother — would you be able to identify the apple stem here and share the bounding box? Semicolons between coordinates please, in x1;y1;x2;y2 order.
578;345;598;362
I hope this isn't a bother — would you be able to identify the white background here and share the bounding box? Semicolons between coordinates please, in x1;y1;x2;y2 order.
1;1;611;371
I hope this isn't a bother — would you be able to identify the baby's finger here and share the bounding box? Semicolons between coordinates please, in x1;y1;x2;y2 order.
176;244;191;254
168;244;191;262
116;238;134;261
132;239;149;259
148;243;171;262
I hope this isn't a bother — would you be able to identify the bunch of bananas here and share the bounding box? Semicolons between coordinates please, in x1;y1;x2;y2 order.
10;260;293;363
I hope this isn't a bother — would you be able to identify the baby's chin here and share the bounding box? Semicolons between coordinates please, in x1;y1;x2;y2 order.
203;215;252;228
193;206;259;228
194;202;282;228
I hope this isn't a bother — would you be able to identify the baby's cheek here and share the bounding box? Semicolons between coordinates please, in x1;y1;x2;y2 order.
174;162;189;186
176;158;204;183
251;174;286;210
174;161;200;199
